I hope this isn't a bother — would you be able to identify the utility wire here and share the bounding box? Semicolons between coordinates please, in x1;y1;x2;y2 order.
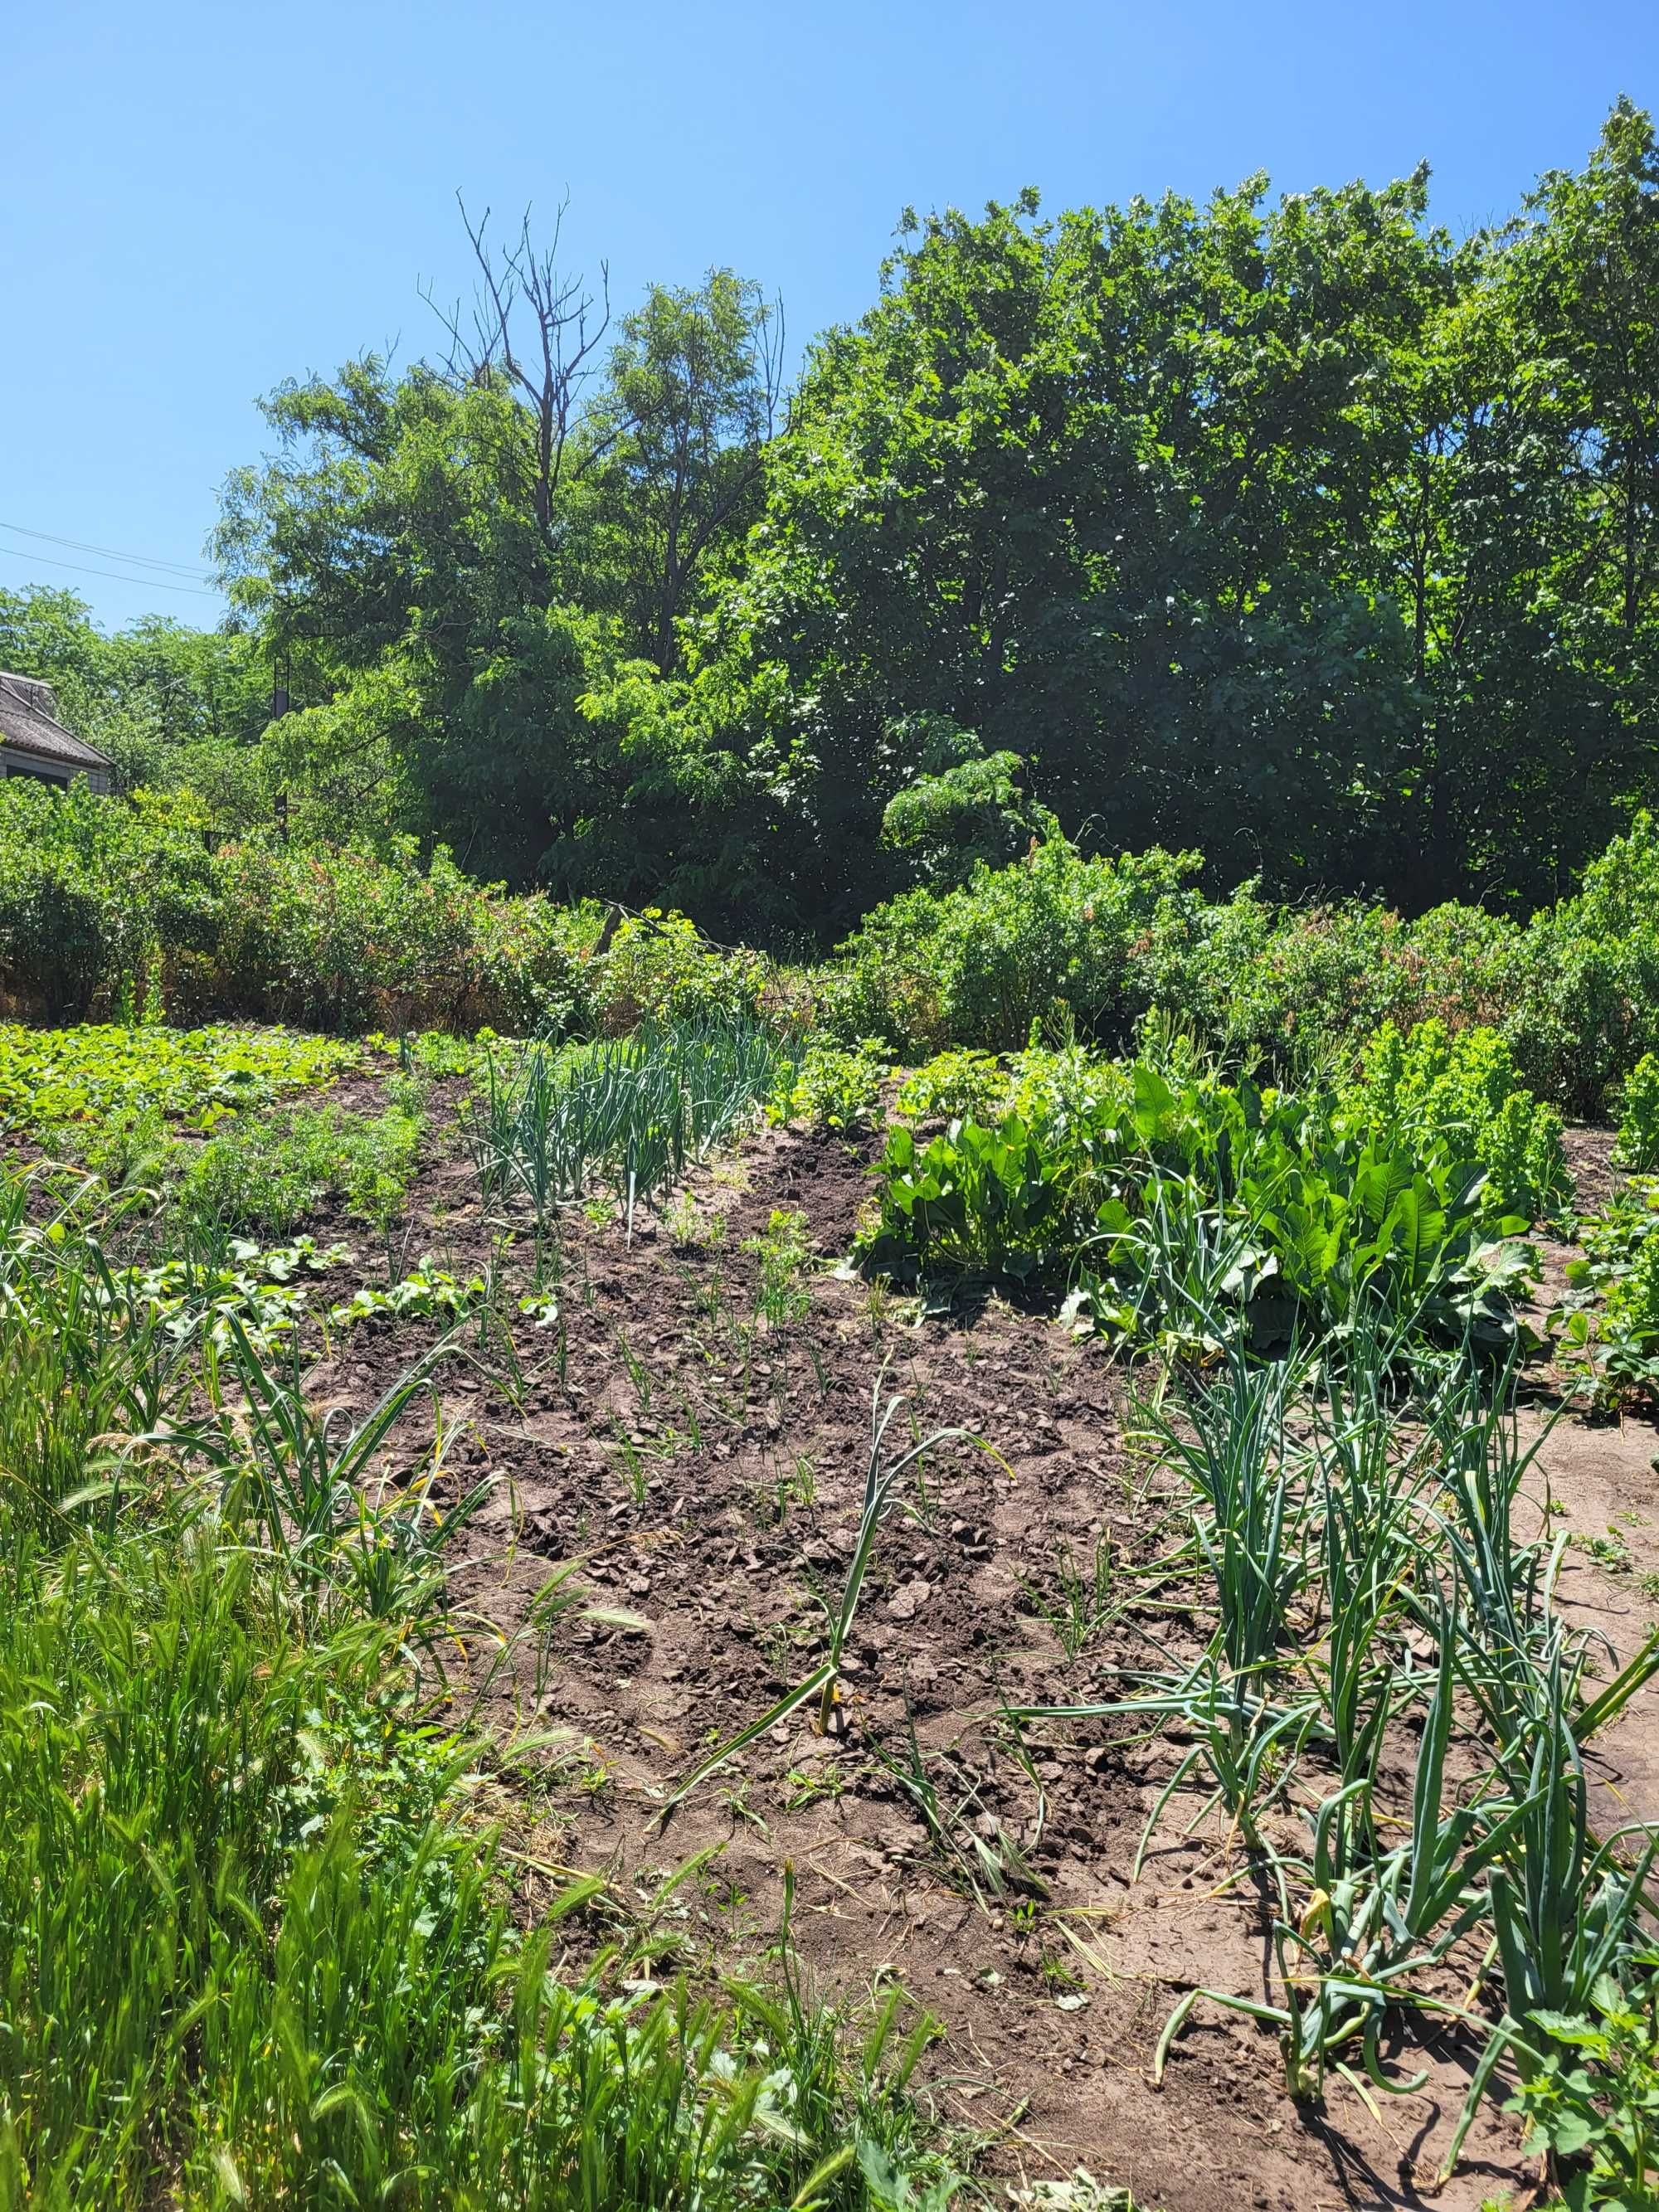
0;543;221;598
0;518;215;579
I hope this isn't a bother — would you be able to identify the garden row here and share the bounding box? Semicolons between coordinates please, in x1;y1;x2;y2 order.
14;1004;1659;1412
13;778;1659;1114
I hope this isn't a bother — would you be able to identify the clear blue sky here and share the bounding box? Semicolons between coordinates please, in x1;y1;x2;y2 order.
6;0;1654;630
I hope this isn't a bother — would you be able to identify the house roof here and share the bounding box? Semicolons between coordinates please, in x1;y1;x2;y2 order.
0;671;114;774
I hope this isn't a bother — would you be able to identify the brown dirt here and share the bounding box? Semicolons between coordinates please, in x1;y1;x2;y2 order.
277;1087;1602;2212
1563;1123;1626;1217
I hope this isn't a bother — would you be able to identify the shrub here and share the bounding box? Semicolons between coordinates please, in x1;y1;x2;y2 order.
596;909;770;1031
826;839;1525;1082
1148;894;1520;1086
1504;813;1659;1114
214;841;602;1036
0;780;220;1018
0;786;607;1037
830;837;1204;1053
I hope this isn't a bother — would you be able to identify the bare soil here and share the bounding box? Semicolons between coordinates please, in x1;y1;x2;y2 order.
275;1090;1659;2212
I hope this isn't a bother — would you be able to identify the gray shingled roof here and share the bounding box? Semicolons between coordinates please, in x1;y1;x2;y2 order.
0;672;114;772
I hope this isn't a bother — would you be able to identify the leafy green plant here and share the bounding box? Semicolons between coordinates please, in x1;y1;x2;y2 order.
893;1048;1008;1123
1506;1975;1659;2210
327;1257;487;1330
1554;1178;1659;1404
1615;1053;1659;1173
866;1052;1537;1353
105;1232;354;1354
1348;1019;1569;1221
771;1035;893;1131
864;1114;1079;1281
0;1018;356;1135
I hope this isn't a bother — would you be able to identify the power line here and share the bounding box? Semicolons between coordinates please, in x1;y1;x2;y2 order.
0;518;215;579
0;543;221;599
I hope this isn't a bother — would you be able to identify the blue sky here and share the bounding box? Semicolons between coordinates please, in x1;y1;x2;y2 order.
6;0;1655;630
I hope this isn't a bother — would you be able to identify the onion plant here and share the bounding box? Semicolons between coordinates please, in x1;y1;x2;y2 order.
1440;1633;1659;2178
469;1014;798;1236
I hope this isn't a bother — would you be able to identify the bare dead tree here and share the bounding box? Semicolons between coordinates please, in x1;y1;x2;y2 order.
422;196;793;667
420;193;616;547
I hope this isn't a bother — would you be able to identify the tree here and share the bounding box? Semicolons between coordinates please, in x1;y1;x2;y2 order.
881;720;1046;887
574;271;786;669
214;206;785;882
0;585;268;796
664;175;1447;925
200;108;1659;932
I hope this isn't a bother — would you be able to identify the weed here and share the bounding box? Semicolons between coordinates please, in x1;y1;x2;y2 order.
615;1325;654;1411
1574;1529;1635;1575
183;1101;421;1241
666;1191;726;1249
1020;1533;1116;1659
658;1380;980;1822
744;1204;815;1330
783;1766;847;1810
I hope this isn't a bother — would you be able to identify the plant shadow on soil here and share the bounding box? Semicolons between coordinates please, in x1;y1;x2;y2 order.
274;1095;1659;2212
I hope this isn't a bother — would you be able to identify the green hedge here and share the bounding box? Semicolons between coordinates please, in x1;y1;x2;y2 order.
11;776;1659;1116
0;785;606;1037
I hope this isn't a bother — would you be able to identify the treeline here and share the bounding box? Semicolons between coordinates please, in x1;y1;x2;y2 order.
7;100;1659;936
7;776;1659;1119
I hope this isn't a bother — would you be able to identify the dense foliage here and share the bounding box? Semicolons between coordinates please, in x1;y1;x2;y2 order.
860;1030;1554;1356
7;103;1659;936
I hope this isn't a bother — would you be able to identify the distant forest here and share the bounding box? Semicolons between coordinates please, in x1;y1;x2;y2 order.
6;98;1659;940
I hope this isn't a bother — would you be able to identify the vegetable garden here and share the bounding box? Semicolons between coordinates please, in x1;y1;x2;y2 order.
7;847;1659;2210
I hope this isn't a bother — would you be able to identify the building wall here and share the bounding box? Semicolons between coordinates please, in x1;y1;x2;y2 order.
0;756;113;797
